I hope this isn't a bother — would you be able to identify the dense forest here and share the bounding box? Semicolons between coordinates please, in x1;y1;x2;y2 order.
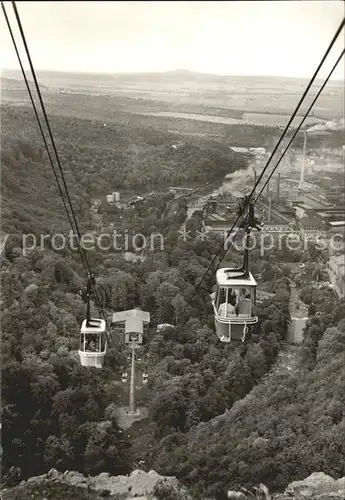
1;103;256;244
1;104;345;498
1;104;248;196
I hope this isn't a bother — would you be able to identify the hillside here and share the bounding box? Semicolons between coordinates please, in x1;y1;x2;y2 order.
1;104;249;239
1;76;49;91
150;304;345;497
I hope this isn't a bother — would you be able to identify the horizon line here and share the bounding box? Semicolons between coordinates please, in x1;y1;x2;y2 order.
2;67;344;82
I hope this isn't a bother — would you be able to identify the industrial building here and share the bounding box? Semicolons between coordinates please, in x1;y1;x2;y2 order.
298;216;327;240
327;220;345;233
317;210;345;224
260;222;295;234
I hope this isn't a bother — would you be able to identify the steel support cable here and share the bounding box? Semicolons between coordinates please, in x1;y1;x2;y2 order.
9;1;90;273
1;2;76;235
254;49;345;203
2;3;107;334
175;18;345;330
5;1;114;344
242;17;345;210
9;1;107;307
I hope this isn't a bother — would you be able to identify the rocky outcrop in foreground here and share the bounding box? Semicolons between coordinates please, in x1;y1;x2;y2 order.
2;469;345;499
276;472;345;499
227;472;345;499
2;468;189;499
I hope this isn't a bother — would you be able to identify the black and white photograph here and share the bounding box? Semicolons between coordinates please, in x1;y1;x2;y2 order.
1;1;344;499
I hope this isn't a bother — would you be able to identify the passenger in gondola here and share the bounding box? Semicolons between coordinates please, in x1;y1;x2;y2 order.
86;334;97;351
235;288;247;316
228;288;237;307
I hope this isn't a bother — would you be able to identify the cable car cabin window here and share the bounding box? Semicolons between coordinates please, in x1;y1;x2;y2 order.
217;287;227;308
216;288;227;314
214;287;219;305
217;287;231;316
80;333;86;351
80;333;106;353
99;332;106;352
217;286;254;318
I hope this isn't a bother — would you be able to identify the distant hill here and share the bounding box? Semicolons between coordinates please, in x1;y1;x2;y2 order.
1;75;49;91
2;68;342;120
3;68;343;87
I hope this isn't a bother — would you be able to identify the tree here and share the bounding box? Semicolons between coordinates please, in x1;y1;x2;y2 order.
44;435;74;470
83;420;132;475
308;303;316;316
109;271;138;310
172;293;188;323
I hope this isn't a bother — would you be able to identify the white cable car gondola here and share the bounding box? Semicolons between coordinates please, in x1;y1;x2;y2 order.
78;276;107;368
211;201;261;343
211;269;258;342
142;365;148;384
79;318;107;368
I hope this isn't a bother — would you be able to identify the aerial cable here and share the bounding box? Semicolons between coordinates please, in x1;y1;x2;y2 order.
4;1;113;343
8;1;109;339
254;49;345;203
9;2;99;284
1;2;76;235
175;18;344;329
5;1;89;275
246;17;344;206
9;1;89;270
2;2;104;329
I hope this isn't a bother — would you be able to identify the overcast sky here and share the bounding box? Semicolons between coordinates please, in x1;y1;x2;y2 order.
1;1;344;78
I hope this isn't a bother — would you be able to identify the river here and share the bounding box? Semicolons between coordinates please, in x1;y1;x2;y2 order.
141;111;322;127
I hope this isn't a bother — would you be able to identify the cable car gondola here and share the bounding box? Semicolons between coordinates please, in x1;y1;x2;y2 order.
143;365;148;384
78;276;107;368
211;202;261;343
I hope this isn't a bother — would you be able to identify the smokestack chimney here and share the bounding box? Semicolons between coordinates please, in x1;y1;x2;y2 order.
277;173;280;202
266;181;270;197
299;131;307;189
268;196;272;222
128;339;137;414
